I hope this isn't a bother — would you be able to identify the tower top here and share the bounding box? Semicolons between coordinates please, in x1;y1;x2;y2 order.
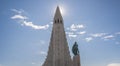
54;6;63;20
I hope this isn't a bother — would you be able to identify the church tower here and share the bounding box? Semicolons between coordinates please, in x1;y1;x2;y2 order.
42;6;72;66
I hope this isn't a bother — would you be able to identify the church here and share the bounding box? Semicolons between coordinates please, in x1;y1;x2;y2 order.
42;6;81;66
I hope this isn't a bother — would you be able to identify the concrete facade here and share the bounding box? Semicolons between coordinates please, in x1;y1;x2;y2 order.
73;55;80;66
42;6;80;66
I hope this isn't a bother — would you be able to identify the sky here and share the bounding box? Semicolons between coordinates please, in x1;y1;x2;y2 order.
0;0;120;66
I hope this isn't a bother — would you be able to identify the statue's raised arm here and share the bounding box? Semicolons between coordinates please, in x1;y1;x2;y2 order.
72;42;79;56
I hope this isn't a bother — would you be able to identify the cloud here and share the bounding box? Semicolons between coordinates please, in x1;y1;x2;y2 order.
85;37;93;42
68;34;77;38
70;24;85;29
23;21;49;30
77;31;86;35
91;33;107;38
11;14;28;20
66;24;86;38
67;24;85;31
103;35;114;40
71;28;77;31
11;9;49;30
107;63;120;66
66;32;78;38
66;32;74;35
11;9;24;14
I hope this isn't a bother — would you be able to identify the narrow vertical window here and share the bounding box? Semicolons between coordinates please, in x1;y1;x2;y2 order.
58;19;59;23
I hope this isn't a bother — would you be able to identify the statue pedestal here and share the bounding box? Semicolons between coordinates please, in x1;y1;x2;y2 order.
73;54;80;66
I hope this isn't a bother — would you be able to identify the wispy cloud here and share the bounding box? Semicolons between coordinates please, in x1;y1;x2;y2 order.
107;63;120;66
85;37;93;42
103;35;114;40
11;9;24;14
66;32;78;38
71;24;85;29
66;32;74;35
67;25;119;43
66;24;86;38
11;9;49;30
11;14;28;20
77;31;86;35
68;34;77;38
11;9;120;44
90;33;107;38
23;21;49;30
67;24;85;31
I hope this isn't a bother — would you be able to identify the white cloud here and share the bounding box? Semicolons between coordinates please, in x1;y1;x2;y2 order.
68;34;77;38
103;35;114;40
23;21;49;30
11;9;49;30
71;28;77;31
11;9;24;14
77;31;86;35
11;14;28;20
85;37;93;42
91;33;107;38
66;32;78;38
70;24;85;29
67;24;85;31
107;63;120;66
66;32;74;35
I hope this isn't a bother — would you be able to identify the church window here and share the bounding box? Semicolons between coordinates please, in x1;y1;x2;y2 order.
60;20;62;23
58;19;59;23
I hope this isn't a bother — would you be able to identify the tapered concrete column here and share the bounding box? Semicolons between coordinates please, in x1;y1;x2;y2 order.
42;6;72;66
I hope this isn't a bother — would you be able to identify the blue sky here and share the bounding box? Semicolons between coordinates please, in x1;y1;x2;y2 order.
0;0;120;66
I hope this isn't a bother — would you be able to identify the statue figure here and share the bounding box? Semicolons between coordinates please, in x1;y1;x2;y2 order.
72;42;79;55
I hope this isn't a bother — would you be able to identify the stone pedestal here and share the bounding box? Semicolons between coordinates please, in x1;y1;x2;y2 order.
73;54;81;66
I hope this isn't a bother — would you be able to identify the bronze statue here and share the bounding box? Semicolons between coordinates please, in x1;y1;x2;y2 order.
72;42;79;55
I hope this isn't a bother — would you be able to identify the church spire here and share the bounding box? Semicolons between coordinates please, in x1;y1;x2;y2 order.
42;6;73;66
54;6;63;23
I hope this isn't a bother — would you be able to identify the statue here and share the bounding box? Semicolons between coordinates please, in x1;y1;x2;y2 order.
72;42;79;55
